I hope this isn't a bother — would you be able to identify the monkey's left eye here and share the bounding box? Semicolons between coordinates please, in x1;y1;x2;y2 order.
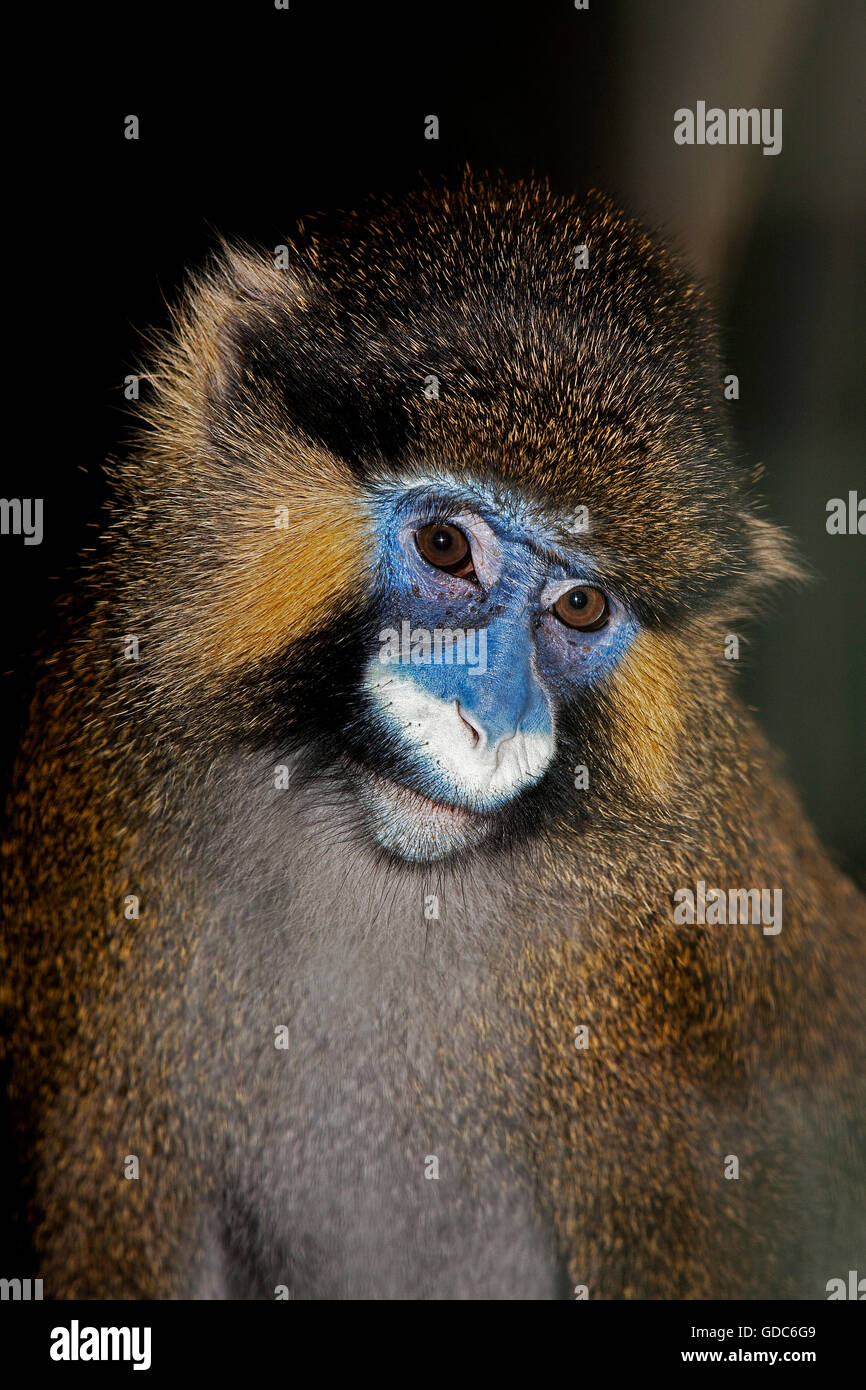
552;586;609;631
415;522;476;579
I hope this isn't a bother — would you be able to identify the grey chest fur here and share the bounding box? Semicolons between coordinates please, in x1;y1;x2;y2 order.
180;762;562;1299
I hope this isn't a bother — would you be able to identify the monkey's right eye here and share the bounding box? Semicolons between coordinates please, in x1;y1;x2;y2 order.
415;523;476;579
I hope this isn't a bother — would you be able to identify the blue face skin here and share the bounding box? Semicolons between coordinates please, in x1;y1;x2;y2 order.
362;475;638;817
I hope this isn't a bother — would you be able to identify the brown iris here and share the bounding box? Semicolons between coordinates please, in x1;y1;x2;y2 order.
415;523;476;578
553;585;609;631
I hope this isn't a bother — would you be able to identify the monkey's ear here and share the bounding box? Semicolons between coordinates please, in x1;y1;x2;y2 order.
141;242;306;462
215;241;308;323
129;246;373;690
740;513;807;591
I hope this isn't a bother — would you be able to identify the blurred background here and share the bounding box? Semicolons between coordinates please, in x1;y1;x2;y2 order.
3;0;864;886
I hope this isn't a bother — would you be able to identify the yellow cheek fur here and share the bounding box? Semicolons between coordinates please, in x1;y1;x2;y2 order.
606;628;684;800
164;444;373;678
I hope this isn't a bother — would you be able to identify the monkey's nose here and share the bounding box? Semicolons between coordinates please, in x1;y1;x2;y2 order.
455;701;481;748
455;701;523;759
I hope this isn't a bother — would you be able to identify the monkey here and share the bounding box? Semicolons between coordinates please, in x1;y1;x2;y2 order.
1;173;864;1300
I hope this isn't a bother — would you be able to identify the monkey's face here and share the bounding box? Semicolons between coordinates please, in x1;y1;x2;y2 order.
128;179;792;866
346;473;636;861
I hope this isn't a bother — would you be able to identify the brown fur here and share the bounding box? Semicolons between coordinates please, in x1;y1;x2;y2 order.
2;175;863;1299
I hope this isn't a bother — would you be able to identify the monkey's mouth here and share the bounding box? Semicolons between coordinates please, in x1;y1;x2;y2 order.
356;768;490;862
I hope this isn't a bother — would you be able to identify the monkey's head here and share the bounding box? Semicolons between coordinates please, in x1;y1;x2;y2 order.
112;175;797;864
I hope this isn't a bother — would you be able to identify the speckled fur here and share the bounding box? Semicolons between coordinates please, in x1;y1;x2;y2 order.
1;175;863;1299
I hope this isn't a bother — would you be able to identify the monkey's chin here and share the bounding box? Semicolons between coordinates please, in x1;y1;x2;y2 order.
358;771;491;862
